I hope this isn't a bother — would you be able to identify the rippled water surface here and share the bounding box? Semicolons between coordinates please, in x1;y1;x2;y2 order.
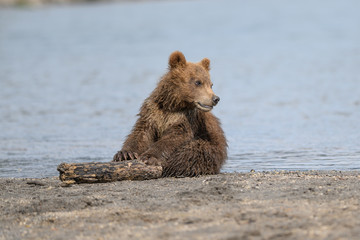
1;0;360;177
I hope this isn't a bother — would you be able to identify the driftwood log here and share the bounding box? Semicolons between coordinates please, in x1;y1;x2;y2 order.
57;161;162;184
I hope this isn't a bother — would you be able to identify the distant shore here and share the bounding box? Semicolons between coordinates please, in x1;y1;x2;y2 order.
1;0;84;7
1;170;359;239
0;0;153;7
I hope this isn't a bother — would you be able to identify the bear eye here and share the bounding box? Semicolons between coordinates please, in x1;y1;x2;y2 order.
211;84;213;88
195;80;202;86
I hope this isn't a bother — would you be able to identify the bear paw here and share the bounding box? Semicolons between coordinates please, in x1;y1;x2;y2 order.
139;156;162;166
112;150;139;161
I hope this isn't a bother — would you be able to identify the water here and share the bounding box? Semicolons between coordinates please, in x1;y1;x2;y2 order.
1;0;360;178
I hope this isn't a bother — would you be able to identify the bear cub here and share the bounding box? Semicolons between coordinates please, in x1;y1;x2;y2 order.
113;51;227;177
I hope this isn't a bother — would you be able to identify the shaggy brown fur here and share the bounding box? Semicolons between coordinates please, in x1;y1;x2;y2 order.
113;51;227;177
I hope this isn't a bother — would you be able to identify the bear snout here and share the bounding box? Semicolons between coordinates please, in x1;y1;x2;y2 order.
212;95;220;106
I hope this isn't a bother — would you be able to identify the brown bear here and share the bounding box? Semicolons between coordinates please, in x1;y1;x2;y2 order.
113;51;227;177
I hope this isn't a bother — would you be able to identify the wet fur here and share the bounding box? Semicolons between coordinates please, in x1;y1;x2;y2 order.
113;51;227;177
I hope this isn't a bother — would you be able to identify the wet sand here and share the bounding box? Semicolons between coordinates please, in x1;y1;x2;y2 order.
1;171;359;239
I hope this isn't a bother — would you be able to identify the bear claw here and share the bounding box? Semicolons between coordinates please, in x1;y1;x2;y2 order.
113;151;139;161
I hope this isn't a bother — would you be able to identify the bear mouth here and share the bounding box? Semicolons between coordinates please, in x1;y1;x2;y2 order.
195;102;213;112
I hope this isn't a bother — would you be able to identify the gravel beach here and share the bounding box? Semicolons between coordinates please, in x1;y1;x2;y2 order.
1;171;359;239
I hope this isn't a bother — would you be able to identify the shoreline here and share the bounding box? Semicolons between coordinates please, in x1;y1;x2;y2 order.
1;170;359;239
0;0;167;7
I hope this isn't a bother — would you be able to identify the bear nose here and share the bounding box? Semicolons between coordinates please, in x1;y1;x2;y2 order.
212;95;220;105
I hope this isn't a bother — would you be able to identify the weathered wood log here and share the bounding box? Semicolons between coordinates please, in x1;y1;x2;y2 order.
57;161;163;184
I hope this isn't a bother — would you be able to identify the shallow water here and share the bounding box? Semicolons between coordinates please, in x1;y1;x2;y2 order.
1;0;360;178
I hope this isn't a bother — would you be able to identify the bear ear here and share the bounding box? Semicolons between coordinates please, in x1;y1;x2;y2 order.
169;51;186;69
201;58;210;71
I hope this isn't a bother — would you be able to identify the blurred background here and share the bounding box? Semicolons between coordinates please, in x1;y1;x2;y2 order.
0;0;359;178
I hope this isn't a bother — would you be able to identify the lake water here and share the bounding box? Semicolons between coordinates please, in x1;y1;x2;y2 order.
1;0;360;178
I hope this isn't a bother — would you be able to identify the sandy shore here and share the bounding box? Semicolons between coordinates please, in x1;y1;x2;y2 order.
1;171;360;240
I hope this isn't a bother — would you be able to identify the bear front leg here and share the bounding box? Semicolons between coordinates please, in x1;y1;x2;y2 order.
137;124;193;167
112;118;153;162
162;139;227;177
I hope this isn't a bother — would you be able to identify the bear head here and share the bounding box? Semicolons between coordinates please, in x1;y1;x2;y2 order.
154;51;220;112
